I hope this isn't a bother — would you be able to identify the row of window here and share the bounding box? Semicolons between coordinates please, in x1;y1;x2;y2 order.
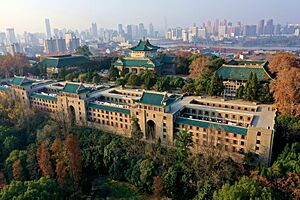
91;118;130;130
186;108;252;121
195;101;256;112
138;105;163;112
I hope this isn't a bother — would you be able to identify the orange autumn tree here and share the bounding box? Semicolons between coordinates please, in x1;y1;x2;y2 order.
0;171;6;190
65;133;82;192
51;138;68;188
269;53;300;117
189;54;211;79
12;159;24;181
37;142;54;177
0;53;29;77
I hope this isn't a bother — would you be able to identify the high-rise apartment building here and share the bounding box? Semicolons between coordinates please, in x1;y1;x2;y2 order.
45;18;52;39
149;23;154;37
0;32;6;45
264;19;274;35
65;33;80;51
139;23;145;38
6;28;17;44
91;23;98;39
44;38;57;53
257;19;265;35
118;24;124;35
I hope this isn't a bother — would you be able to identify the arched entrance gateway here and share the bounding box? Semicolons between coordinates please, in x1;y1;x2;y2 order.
146;120;156;141
68;105;76;124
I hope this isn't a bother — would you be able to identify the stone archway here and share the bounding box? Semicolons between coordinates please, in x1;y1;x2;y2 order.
69;105;76;124
146;120;156;141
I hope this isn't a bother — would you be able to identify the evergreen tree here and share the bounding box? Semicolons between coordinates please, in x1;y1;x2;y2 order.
207;72;224;96
92;74;101;84
236;85;244;99
245;72;260;101
131;117;143;141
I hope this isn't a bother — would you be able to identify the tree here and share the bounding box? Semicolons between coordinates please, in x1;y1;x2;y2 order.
270;66;300;117
5;150;27;181
13;159;24;181
175;130;194;161
0;53;29;78
213;176;274;200
142;70;158;89
259;84;273;103
65;73;73;81
244;72;260;101
115;78;126;87
65;133;82;192
37;142;53;177
170;77;185;88
207;72;224;96
0;176;61;200
153;176;164;198
181;83;195;95
78;73;87;83
139;159;155;193
153;77;171;92
127;74;142;87
51;138;68;188
269;52;299;74
26;144;39;180
75;45;92;57
0;171;7;190
92;74;101;84
108;66;119;80
131;117;143;140
189;55;211;79
236;85;244;99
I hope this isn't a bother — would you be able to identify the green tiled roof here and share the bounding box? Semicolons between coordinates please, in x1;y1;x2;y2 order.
62;83;90;94
217;65;272;81
130;39;160;51
88;103;130;115
138;92;166;107
175;117;248;135
113;58;160;68
30;93;57;102
11;76;34;86
227;60;267;66
39;56;90;68
161;56;176;64
0;86;8;92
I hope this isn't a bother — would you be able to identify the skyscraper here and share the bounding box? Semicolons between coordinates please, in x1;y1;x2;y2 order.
118;24;124;35
264;19;274;35
0;32;6;45
6;28;17;44
126;25;133;41
91;22;98;39
257;19;265;35
139;23;145;38
149;23;154;37
65;33;80;51
45;18;52;39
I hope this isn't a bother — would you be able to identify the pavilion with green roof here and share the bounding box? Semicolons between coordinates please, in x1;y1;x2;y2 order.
113;39;176;75
61;83;91;97
217;60;273;97
38;55;90;74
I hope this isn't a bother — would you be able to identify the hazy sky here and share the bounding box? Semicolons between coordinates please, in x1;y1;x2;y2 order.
0;0;300;34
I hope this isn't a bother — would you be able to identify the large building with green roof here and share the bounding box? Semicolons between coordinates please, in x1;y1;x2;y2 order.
217;60;273;97
0;77;276;166
113;39;176;75
38;54;90;74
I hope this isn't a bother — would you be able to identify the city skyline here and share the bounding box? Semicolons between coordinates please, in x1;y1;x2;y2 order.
1;0;300;34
